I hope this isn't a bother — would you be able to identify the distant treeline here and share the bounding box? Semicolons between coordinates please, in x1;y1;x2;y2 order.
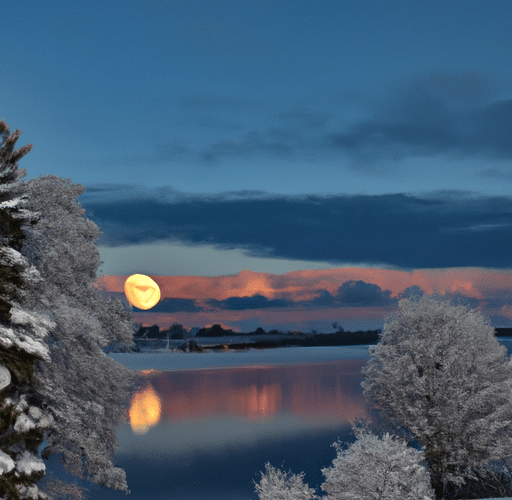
133;324;512;351
135;324;512;339
133;323;380;340
496;327;512;337
133;323;382;348
217;330;382;349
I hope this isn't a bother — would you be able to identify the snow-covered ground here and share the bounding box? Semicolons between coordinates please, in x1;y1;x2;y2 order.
109;345;370;371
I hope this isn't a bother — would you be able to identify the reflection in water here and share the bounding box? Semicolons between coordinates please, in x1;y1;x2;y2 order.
114;359;368;500
129;360;366;429
129;384;162;434
243;382;282;420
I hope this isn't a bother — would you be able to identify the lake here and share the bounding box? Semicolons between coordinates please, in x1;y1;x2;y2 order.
86;347;370;499
83;340;512;499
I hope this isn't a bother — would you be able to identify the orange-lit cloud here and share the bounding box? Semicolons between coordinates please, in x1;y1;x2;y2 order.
98;267;511;302
97;267;512;330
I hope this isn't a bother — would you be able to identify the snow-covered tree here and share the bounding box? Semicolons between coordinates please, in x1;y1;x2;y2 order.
321;429;435;500
1;120;135;499
362;295;512;497
254;462;318;500
19;175;135;498
0;122;34;323
0;121;55;499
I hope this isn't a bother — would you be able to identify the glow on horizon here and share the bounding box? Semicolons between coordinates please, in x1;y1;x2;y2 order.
98;267;512;302
97;266;512;331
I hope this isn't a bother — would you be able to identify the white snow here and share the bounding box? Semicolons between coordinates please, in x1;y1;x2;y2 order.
0;451;15;475
10;307;55;337
0;326;14;349
0;319;50;361
0;246;27;267
15;451;45;476
10;397;53;432
15;484;46;499
0;364;10;390
0;196;23;209
28;406;42;420
14;414;36;433
13;335;49;361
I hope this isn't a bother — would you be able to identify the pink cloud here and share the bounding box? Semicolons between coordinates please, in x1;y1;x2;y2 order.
96;267;512;330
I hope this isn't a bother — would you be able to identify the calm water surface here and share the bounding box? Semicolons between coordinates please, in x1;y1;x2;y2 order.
90;357;369;500
59;339;512;499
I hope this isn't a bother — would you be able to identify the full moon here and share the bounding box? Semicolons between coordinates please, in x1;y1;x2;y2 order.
124;274;161;310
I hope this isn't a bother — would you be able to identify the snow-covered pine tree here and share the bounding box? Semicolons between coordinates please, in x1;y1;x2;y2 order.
362;295;512;498
19;175;135;498
0;123;33;323
321;429;435;500
0;121;55;500
254;463;317;500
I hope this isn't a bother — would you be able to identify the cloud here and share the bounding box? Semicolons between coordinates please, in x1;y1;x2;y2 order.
200;130;296;162
114;143;194;165
113;98;332;165
198;107;330;162
137;298;202;313
336;280;395;306
207;294;290;311
398;285;425;300
479;169;512;181
329;71;512;161
309;289;337;307
82;186;512;269
309;281;396;307
193;72;512;165
112;72;512;169
98;268;512;330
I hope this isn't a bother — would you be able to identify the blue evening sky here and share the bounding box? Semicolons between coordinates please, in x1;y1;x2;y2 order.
3;0;512;276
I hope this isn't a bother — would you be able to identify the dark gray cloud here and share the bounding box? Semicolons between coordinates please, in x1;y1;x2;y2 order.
199;107;331;162
81;186;512;269
205;281;395;311
115;142;194;165
336;280;395;306
480;169;512;181
114;72;512;167
398;286;425;300
309;281;396;307
328;98;512;160
208;294;290;311
329;72;512;161
490;314;512;328
137;298;202;313
205;73;512;165
478;286;512;310
201;129;297;162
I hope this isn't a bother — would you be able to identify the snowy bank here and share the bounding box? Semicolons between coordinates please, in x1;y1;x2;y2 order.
109;345;370;371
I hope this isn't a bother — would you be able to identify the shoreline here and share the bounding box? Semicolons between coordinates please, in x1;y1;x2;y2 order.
109;345;370;371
